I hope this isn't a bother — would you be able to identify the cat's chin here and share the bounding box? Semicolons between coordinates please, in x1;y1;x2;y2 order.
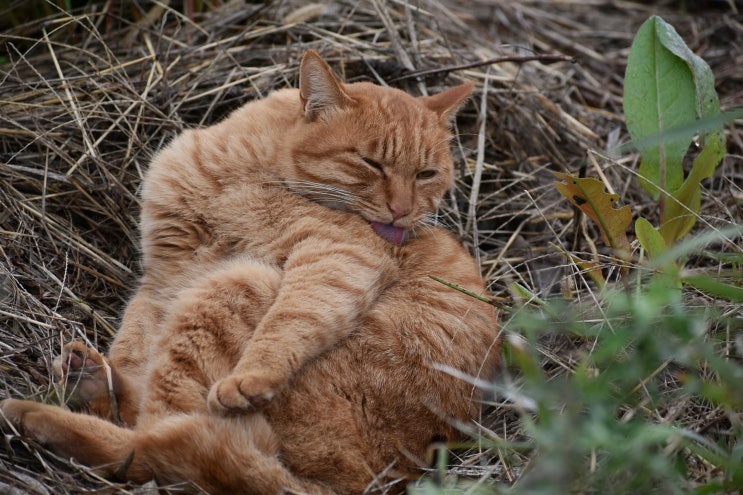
370;222;408;246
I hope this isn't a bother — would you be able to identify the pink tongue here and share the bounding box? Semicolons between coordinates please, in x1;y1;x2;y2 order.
370;222;407;246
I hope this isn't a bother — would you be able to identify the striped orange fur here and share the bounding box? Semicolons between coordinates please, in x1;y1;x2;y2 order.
1;50;500;494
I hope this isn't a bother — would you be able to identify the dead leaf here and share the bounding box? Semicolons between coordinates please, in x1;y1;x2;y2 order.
554;172;632;257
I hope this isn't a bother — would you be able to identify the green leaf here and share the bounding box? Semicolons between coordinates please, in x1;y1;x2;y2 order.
510;282;542;305
683;275;743;302
648;224;743;271
624;16;699;198
660;132;726;245
635;217;667;259
624;15;725;205
699;251;743;264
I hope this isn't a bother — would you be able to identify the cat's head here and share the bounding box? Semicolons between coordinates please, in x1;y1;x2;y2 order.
285;50;472;245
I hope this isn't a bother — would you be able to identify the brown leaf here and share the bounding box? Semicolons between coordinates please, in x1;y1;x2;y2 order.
554;172;632;256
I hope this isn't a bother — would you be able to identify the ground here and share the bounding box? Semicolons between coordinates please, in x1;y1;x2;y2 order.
0;0;741;493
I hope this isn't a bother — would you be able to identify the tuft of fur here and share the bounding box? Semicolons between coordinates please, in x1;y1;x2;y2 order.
1;50;499;494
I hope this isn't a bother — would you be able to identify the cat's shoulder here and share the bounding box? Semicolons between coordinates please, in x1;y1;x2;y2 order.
411;225;461;246
229;87;301;119
400;227;478;270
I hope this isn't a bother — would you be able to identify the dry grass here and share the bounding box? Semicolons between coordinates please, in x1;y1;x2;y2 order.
1;0;741;493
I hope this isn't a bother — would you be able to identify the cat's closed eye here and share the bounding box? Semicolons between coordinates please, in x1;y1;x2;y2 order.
359;155;438;181
416;170;437;180
361;156;384;173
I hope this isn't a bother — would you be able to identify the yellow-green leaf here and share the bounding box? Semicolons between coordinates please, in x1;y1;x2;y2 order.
554;172;632;256
635;217;667;259
660;132;726;245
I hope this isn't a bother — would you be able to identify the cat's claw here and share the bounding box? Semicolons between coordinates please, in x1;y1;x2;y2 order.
207;373;277;415
52;341;110;405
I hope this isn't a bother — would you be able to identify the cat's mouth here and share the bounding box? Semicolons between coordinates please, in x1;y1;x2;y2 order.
370;222;408;246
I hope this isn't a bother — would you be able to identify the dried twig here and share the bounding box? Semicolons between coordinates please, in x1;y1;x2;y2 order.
389;53;576;81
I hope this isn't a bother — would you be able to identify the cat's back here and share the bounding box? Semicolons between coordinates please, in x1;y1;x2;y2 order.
142;87;301;205
136;88;308;283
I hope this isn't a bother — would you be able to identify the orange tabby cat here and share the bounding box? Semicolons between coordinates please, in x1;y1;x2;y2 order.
1;50;500;494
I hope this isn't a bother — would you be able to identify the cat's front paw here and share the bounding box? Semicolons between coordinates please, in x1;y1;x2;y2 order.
52;341;109;405
207;372;279;415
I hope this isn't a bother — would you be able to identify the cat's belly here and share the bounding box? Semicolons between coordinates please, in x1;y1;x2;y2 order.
258;231;499;492
267;348;443;494
265;319;484;493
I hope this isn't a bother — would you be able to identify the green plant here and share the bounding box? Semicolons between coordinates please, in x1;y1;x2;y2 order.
555;14;742;300
624;16;727;249
415;14;743;495
418;256;743;494
498;274;743;494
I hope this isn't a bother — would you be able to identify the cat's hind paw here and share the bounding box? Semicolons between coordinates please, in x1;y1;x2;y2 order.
207;372;278;415
0;398;46;435
52;341;110;405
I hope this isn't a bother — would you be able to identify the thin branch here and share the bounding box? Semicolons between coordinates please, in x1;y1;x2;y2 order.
389;54;576;81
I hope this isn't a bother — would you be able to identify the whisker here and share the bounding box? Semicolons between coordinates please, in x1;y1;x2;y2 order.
261;179;379;211
411;211;452;239
411;221;436;239
421;211;446;228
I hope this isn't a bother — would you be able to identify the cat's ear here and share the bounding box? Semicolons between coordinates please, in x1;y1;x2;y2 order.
419;82;474;127
299;50;353;121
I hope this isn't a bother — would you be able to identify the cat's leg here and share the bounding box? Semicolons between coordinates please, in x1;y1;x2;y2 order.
2;257;334;493
126;260;338;493
0;398;137;476
138;257;283;419
51;289;164;425
52;341;116;412
0;399;335;494
207;239;396;415
1;259;337;492
128;413;337;494
104;288;165;423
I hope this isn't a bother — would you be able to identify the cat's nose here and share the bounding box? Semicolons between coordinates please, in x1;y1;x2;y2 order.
388;202;411;220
